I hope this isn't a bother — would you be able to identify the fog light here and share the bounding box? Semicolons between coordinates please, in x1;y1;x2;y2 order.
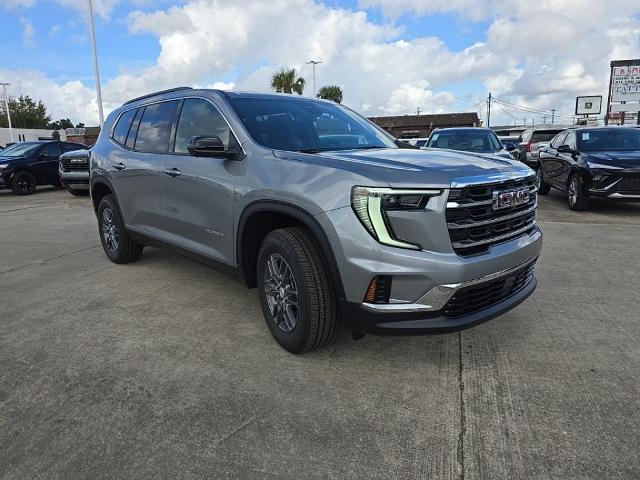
364;276;392;304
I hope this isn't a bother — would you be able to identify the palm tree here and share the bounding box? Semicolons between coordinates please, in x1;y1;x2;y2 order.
317;85;343;103
271;68;306;95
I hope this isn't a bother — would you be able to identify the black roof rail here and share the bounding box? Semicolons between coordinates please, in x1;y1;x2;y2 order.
123;87;193;106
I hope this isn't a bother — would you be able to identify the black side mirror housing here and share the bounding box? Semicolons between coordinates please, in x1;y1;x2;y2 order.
502;141;516;152
186;136;239;159
557;144;573;153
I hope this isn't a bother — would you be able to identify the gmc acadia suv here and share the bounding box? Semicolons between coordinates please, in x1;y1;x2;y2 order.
90;87;543;353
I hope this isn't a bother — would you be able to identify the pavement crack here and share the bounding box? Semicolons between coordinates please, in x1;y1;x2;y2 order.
0;244;101;276
215;416;256;446
457;331;466;480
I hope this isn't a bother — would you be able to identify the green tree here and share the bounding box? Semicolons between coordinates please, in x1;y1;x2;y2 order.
0;95;51;129
49;118;74;130
317;85;343;103
271;68;306;95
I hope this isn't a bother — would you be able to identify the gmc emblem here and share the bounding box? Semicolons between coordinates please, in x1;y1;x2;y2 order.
493;188;529;210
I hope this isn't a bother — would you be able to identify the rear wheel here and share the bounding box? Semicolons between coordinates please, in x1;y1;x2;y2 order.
568;173;589;211
11;171;36;195
97;194;144;263
537;168;551;195
257;227;337;353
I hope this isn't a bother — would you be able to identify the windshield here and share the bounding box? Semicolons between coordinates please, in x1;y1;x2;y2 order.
228;97;397;152
531;131;562;142
0;142;40;157
427;129;502;152
577;129;640;152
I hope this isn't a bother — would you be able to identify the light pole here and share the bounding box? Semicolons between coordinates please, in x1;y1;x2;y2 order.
0;83;13;142
306;60;322;97
87;0;104;127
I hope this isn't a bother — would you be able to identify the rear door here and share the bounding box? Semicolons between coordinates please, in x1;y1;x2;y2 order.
160;97;239;264
109;100;180;235
35;142;62;184
557;131;578;186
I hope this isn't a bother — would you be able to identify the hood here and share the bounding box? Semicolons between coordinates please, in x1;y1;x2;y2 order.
0;156;25;164
278;147;533;187
584;150;640;170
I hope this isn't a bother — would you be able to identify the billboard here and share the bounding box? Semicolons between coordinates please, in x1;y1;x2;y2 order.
575;96;602;115
606;59;640;123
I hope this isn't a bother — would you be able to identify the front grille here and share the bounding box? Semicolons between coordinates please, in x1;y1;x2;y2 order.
446;176;537;256
444;260;536;318
617;175;640;193
62;161;89;172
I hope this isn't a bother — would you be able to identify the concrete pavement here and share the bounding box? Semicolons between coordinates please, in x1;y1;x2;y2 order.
0;187;639;479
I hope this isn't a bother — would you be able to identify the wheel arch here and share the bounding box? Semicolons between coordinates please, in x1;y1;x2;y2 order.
236;201;345;300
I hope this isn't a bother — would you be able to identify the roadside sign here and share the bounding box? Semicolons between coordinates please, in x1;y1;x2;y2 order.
606;59;640;124
575;96;602;115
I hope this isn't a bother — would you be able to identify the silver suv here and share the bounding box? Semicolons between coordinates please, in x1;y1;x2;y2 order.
90;88;543;353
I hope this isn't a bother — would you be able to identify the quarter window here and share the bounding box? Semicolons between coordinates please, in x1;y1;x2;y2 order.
112;108;136;146
134;101;180;153
174;99;231;153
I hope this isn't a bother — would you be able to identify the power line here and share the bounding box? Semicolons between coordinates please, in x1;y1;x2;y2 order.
493;98;576;120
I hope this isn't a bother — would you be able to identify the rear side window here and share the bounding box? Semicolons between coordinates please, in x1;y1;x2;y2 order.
61;142;86;153
126;109;143;149
112;109;136;146
174;99;231;153
40;142;61;157
134;101;179;153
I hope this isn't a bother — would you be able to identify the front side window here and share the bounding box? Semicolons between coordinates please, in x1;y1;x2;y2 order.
0;142;40;157
565;132;577;150
550;132;567;149
174;99;231;153
134;101;179;153
228;97;396;152
112;108;137;146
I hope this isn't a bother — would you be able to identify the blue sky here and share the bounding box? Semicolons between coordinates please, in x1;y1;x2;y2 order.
1;0;638;125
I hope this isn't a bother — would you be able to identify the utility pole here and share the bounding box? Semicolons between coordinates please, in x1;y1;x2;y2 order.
523;117;526;126
87;0;104;127
486;92;492;127
0;83;13;142
416;107;421;115
551;109;556;124
543;114;547;124
305;60;322;97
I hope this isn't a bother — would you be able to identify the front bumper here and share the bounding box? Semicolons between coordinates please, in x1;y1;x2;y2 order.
59;168;89;189
341;274;536;334
588;170;640;200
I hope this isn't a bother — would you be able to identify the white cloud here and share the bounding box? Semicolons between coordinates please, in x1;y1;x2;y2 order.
20;17;36;47
2;0;639;126
49;24;61;36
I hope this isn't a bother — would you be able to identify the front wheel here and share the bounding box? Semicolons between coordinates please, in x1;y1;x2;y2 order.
568;174;589;211
97;194;144;263
257;227;337;354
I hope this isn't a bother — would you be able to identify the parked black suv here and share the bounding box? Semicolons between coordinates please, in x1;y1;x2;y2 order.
538;127;640;210
0;141;88;195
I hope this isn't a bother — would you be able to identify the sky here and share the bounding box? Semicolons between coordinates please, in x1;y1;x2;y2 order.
0;0;639;127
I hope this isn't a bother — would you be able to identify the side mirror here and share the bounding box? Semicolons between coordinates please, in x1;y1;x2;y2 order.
186;136;239;159
502;141;516;152
557;144;573;153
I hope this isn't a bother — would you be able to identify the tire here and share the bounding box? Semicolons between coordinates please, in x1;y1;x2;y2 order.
67;188;89;196
97;194;144;263
11;171;36;195
567;173;589;211
257;227;337;354
537;168;551;195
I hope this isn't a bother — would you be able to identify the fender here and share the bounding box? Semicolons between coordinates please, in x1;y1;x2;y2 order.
236;200;346;300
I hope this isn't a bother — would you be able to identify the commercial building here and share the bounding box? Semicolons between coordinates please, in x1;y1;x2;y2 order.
368;113;481;139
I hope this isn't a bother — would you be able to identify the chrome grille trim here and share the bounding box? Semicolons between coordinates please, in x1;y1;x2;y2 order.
447;203;538;230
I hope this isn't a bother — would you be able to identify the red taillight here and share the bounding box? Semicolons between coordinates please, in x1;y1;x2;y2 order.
525;141;532;153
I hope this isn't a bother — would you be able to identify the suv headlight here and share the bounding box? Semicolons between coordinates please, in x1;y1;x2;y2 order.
351;186;441;250
0;163;8;169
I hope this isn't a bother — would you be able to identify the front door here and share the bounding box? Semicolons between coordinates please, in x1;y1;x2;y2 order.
36;142;62;184
160;98;238;265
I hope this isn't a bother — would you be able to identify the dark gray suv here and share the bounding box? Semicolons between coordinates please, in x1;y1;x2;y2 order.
90;87;543;353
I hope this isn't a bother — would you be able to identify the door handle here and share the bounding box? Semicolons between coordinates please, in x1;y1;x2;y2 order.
112;162;126;170
164;167;181;177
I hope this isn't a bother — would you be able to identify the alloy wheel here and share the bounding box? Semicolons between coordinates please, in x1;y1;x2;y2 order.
16;174;34;193
568;177;578;207
263;253;299;333
101;206;119;254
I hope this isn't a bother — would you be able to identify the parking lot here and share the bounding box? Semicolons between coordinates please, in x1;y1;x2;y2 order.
1;187;639;479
